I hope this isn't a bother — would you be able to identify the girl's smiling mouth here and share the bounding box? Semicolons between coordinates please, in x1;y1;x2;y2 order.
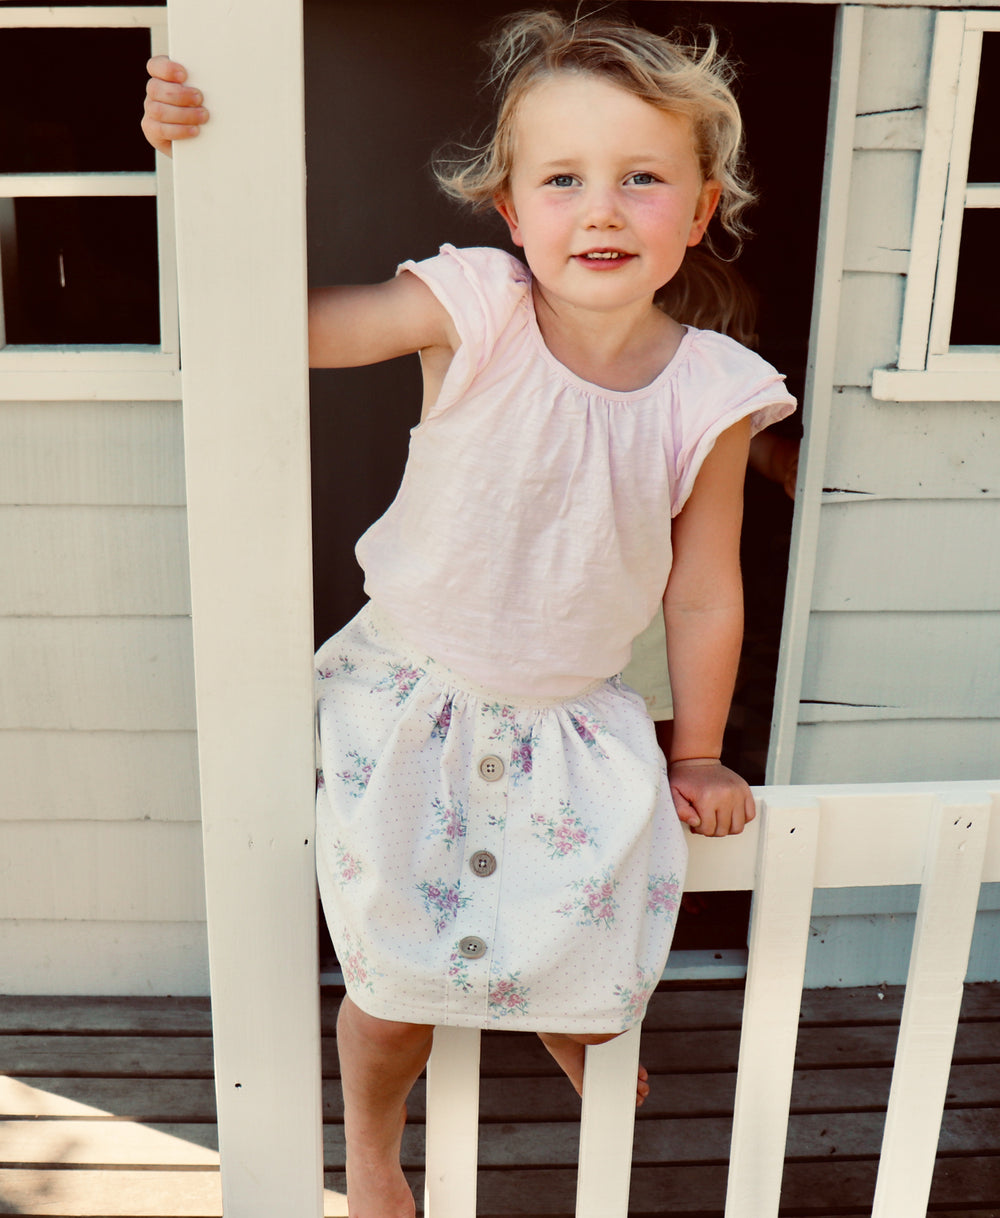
574;249;636;267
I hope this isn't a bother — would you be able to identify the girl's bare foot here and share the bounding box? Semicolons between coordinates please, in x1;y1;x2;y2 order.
537;1031;650;1107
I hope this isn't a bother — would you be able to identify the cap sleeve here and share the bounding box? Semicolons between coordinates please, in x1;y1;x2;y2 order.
396;244;529;420
670;331;797;516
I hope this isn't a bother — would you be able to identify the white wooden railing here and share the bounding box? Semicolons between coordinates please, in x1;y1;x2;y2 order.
422;780;999;1218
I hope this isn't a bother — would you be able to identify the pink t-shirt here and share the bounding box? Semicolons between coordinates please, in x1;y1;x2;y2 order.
356;245;795;697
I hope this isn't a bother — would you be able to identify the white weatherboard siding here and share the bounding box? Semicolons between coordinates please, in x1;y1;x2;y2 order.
0;4;200;996
0;395;204;995
771;5;1000;985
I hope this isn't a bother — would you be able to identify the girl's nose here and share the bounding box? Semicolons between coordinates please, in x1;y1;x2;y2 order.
582;187;624;229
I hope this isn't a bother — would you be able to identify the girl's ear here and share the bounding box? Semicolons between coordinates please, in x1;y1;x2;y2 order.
495;194;525;248
687;180;722;248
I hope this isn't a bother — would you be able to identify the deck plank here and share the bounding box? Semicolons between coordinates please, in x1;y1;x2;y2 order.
5;1061;997;1125
5;1020;998;1079
0;1077;218;1121
0;996;211;1036
2;1144;989;1216
6;982;993;1036
3;1107;997;1171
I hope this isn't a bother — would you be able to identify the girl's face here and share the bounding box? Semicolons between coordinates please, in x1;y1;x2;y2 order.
496;72;721;318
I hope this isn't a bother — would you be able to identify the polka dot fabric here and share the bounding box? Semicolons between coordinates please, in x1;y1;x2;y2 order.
315;605;687;1032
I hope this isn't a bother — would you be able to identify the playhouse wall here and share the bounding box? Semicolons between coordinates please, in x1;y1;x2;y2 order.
787;6;1000;984
0;398;208;995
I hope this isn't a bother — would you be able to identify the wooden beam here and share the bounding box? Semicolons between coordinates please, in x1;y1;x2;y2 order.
576;1026;641;1218
767;6;864;783
871;794;992;1217
424;1026;482;1218
724;795;820;1217
167;0;322;1215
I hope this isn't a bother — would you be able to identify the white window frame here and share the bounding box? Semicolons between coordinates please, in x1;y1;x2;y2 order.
0;6;178;401
873;9;1000;402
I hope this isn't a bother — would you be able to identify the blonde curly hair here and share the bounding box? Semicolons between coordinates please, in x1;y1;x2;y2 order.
435;8;755;255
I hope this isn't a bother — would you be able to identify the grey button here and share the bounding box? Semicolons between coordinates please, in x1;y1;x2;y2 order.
458;935;487;959
478;755;505;782
470;850;497;877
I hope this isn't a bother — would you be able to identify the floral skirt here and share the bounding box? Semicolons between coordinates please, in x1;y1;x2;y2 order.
314;604;687;1032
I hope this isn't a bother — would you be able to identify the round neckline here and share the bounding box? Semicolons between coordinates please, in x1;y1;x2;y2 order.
522;283;696;401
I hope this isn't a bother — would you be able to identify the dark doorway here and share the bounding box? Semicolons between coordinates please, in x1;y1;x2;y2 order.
304;1;834;961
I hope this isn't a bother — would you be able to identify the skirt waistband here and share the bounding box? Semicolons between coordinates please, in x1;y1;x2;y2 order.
363;602;611;710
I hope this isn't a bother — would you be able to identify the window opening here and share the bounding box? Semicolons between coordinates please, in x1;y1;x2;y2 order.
875;11;1000;401
0;28;154;174
950;208;999;347
1;196;159;345
966;31;999;182
950;30;1000;349
0;8;175;393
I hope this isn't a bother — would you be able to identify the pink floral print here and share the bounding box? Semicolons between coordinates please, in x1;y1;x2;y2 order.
569;710;609;758
613;966;659;1025
340;930;377;994
448;945;474;994
426;797;466;851
337;750;375;797
417;879;471;934
483;702;517;732
530;800;597;859
556;868;618;929
482;703;534;784
372;662;426;706
429;698;453;741
646;872;681;918
509;728;534;784
332;840;363;883
488;972;530;1016
317;654;356;679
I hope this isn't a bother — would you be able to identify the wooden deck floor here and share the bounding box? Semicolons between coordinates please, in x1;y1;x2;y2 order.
0;983;998;1217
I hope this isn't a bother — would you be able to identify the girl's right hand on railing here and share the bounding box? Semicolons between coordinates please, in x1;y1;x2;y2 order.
141;56;209;156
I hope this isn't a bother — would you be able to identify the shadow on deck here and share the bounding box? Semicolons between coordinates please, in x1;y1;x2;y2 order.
0;983;998;1217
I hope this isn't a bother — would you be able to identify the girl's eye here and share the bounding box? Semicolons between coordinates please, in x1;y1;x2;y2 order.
627;172;659;186
546;174;577;188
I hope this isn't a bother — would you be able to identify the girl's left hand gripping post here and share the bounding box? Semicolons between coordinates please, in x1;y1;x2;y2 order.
141;56;209;156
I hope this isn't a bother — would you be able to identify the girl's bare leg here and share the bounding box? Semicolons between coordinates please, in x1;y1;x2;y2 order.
537;1031;650;1107
337;996;435;1218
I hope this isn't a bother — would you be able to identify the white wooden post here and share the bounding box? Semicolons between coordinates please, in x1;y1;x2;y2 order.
576;1025;642;1218
767;4;864;783
168;1;323;1215
425;1026;482;1218
871;794;992;1217
725;795;821;1218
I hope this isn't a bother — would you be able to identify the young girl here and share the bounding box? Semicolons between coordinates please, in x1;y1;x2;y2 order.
143;10;794;1216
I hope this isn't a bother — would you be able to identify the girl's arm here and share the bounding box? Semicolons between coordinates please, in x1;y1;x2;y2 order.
308;278;458;371
141;57;458;372
663;417;756;837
